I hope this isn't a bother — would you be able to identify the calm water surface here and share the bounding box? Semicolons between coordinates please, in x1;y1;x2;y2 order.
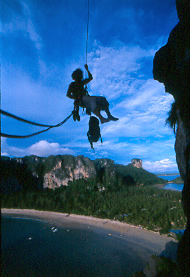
158;175;180;181
1;216;159;277
157;174;183;191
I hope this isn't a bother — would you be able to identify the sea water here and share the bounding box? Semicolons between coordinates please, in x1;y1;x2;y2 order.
158;174;180;182
163;183;184;191
157;174;184;192
1;216;152;276
1;216;53;276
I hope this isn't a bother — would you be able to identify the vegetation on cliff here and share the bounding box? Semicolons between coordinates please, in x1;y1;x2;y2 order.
2;155;185;235
172;176;183;184
1;155;167;193
2;178;186;234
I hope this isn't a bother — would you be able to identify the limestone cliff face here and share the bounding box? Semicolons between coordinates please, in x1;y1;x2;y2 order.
94;159;116;186
43;155;96;189
175;110;188;180
1;155;97;191
153;0;190;273
131;159;142;169
1;155;164;193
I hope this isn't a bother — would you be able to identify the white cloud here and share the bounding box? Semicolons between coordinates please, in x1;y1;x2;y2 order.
85;42;175;141
28;140;73;157
23;4;43;50
1;139;74;157
143;158;178;173
102;111;173;139
1;65;72;124
88;42;155;100
2;1;43;50
1;136;178;173
117;79;164;110
1;0;179;175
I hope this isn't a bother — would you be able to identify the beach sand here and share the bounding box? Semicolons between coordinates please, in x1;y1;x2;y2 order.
2;209;178;276
1;208;177;244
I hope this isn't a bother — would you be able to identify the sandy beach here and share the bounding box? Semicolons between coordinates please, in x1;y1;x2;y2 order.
2;209;178;276
1;208;177;245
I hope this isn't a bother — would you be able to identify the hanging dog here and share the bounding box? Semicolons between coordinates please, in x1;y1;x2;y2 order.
87;116;102;149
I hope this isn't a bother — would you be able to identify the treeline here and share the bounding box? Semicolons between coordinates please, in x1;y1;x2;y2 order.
1;158;41;194
172;176;183;184
1;178;186;234
1;156;167;193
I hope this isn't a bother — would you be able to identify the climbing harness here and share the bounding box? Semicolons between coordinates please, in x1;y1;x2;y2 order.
0;109;73;139
0;0;100;150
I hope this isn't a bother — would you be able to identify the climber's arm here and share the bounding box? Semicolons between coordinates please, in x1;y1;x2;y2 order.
83;64;93;85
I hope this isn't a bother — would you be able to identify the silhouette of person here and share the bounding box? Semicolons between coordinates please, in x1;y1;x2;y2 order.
67;64;119;124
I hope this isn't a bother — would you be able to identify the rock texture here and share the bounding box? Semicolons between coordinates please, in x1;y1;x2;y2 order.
1;155;165;193
43;155;96;189
131;158;142;169
175;110;188;181
153;0;190;274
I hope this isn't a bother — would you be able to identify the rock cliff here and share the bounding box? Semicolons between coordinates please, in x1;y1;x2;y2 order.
153;0;190;274
1;155;165;193
43;155;96;189
131;158;143;169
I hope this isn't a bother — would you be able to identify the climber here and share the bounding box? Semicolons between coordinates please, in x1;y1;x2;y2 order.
67;64;119;124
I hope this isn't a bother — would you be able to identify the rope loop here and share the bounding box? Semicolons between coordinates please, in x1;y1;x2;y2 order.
0;109;73;139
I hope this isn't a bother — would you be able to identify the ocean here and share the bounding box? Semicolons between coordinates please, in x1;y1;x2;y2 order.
163;183;184;192
157;174;184;192
1;216;154;277
1;174;184;275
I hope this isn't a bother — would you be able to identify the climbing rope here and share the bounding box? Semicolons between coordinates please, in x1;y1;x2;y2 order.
0;109;56;127
0;109;73;139
86;0;90;65
1;1;90;139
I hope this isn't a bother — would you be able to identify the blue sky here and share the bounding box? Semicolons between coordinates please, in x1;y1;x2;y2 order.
1;0;179;173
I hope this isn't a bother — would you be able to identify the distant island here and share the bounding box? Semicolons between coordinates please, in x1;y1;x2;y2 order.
157;173;180;176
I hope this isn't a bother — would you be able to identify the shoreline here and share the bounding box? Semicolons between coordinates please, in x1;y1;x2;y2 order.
2;208;179;275
2;209;179;276
1;208;148;231
2;208;175;241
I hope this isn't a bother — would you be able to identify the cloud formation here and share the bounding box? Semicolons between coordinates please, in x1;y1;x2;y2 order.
2;138;74;157
89;43;155;100
144;158;178;173
1;0;179;173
